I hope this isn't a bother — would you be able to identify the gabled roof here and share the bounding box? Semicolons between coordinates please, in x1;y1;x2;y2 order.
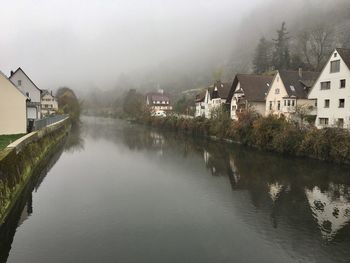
336;48;350;70
0;71;28;100
146;92;171;106
208;81;230;100
195;90;206;102
9;67;42;92
277;70;319;99
227;74;273;103
41;89;56;98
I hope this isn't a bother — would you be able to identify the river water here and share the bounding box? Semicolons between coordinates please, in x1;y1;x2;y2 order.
1;117;350;263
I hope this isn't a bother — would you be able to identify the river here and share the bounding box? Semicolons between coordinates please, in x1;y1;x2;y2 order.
1;116;350;263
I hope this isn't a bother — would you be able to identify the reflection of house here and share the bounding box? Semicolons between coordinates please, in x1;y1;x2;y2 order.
268;182;286;202
202;81;230;118
0;71;27;135
9;67;42;121
227;74;273;120
305;184;350;241
41;90;58;116
308;48;350;128
265;70;319;119
146;89;172;113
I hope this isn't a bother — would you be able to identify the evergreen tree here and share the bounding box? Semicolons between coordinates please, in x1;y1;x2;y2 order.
272;22;290;70
253;37;273;74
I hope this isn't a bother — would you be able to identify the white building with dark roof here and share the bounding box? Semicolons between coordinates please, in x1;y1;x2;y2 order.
9;67;42;121
308;48;350;128
41;90;58;116
146;89;172;113
265;70;319;119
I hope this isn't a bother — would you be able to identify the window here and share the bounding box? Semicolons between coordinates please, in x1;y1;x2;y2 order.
277;101;280;110
290;86;295;92
340;79;346;88
324;99;330;108
319;118;329;126
315;100;317;107
334;53;337;58
339;99;345;108
337;118;344;128
284;100;286;106
18;80;22;86
275;88;280;94
291;100;295;107
269;101;272;110
287;100;291;106
321;81;331;90
330;60;340;73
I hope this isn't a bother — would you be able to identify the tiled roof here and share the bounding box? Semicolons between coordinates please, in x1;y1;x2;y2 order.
336;48;350;70
209;81;231;100
278;70;319;99
227;74;273;102
146;92;171;106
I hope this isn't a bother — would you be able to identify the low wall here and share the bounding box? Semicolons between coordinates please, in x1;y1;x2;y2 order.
0;117;71;223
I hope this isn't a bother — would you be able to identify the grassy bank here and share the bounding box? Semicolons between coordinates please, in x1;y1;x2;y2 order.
140;111;350;164
0;134;25;150
0;119;70;223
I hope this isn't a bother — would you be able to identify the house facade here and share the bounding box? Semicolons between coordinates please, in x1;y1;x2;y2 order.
227;74;273;120
194;91;206;117
146;89;172;113
9;67;42;121
0;71;27;135
202;81;230;118
265;70;319;120
41;90;58;117
308;48;350;128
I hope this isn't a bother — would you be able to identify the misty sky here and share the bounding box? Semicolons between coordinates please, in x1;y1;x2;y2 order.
0;0;263;92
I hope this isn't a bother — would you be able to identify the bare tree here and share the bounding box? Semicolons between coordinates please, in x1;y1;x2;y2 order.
298;24;334;71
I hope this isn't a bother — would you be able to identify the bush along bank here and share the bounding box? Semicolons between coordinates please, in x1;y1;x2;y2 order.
0;118;71;223
140;110;350;165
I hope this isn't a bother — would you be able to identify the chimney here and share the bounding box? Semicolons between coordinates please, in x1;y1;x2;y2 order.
298;68;303;78
10;70;14;77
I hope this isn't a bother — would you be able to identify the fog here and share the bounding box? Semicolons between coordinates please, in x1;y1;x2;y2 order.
1;0;349;97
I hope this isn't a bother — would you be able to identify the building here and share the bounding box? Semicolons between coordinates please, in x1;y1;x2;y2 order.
227;74;273;120
9;67;42;121
41;90;58;117
194;91;206;117
0;71;27;135
146;89;172;113
308;48;350;128
265;70;319;120
203;81;230;118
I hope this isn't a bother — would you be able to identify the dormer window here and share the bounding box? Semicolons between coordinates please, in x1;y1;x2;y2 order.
18;80;22;86
330;60;340;73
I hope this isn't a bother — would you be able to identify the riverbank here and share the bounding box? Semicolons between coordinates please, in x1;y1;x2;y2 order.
0;117;71;223
140;112;350;165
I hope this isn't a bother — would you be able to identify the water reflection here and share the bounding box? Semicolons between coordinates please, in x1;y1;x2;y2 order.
0;132;72;263
116;120;350;244
1;117;350;263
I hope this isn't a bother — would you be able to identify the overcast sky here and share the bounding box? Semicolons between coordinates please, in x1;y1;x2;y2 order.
0;0;263;91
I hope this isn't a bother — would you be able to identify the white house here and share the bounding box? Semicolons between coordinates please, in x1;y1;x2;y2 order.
41;90;58;116
227;74;273;120
308;48;350;128
202;81;230;118
9;67;42;121
0;71;27;135
265;70;319;119
146;89;172;114
194;91;206;117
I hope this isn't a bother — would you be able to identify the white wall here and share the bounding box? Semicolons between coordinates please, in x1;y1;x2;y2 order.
309;50;350;128
265;72;289;116
0;73;27;134
10;69;41;103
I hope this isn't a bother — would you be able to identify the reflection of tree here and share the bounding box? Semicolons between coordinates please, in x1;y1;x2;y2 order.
64;125;85;153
